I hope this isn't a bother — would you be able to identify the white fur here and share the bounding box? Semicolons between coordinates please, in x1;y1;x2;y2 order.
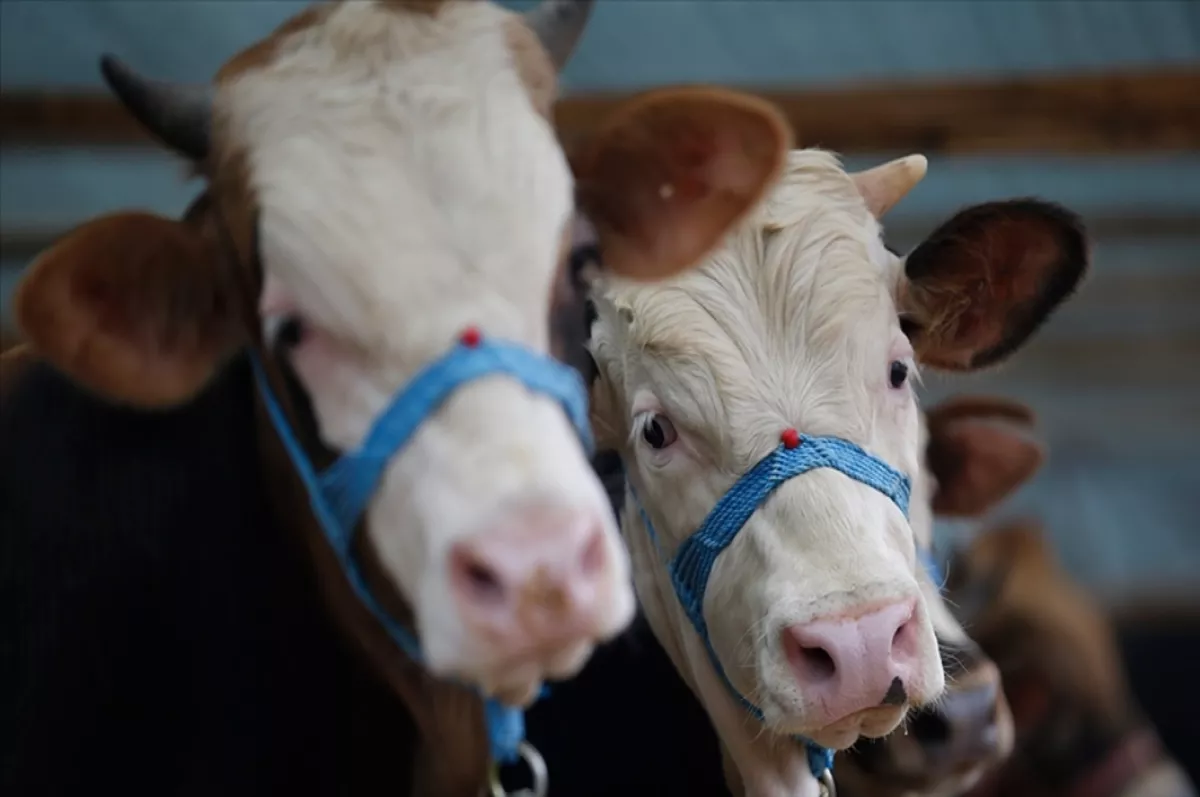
221;1;633;697
589;150;946;793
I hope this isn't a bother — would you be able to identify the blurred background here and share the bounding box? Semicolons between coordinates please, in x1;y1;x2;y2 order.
1;0;1197;778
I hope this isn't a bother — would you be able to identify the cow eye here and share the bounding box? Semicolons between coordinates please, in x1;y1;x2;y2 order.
276;315;307;349
889;360;909;389
641;414;678;450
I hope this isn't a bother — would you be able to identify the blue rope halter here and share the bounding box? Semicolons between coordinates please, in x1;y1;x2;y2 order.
633;429;915;782
249;327;593;766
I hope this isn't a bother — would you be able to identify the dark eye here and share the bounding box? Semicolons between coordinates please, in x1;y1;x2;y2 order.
276;315;307;349
641;414;678;450
889;360;909;389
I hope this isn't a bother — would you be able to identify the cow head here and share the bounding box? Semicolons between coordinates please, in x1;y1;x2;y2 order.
839;395;1045;797
950;522;1197;797
12;0;791;707
587;149;1088;792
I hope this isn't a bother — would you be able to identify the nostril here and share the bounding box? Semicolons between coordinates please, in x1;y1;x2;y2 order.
797;644;837;682
890;612;920;661
910;707;951;745
450;545;505;606
578;528;606;578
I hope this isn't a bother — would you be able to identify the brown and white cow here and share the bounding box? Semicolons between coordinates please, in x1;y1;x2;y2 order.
7;0;793;791
838;395;1048;797
951;521;1197;797
586;149;1088;796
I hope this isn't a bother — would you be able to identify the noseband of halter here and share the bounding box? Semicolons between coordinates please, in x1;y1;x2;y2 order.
633;429;914;784
250;327;593;767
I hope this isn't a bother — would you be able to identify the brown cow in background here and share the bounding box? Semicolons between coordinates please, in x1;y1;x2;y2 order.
951;521;1197;797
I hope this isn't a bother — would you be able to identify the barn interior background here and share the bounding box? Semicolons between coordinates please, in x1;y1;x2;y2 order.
2;0;1198;727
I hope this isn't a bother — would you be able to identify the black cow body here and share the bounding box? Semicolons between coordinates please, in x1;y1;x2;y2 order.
1;357;418;796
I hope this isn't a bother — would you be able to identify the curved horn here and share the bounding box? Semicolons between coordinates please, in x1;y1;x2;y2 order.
523;0;595;72
852;154;928;219
99;54;212;162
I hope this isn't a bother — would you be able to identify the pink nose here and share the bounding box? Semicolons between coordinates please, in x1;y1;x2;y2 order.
448;505;610;662
783;599;922;725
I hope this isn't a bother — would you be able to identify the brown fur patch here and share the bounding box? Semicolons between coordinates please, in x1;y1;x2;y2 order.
951;520;1130;725
574;86;792;281
13;212;245;408
903;200;1089;372
381;0;450;15
951;520;1161;797
504;14;559;118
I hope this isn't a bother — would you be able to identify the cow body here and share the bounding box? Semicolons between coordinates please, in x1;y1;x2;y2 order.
952;522;1198;797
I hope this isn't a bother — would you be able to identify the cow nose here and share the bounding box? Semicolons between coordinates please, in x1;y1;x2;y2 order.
912;678;1002;771
448;504;611;663
784;599;921;725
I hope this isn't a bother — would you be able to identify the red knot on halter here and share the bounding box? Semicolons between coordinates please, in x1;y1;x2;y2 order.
780;427;801;449
459;326;483;348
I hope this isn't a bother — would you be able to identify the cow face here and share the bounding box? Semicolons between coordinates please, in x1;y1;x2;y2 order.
839;396;1046;797
587;149;1087;789
12;1;791;706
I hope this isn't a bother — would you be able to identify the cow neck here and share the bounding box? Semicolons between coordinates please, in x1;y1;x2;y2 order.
628;427;915;795
211;201;595;794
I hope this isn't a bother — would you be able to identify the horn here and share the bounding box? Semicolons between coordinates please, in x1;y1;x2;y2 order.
99;54;212;161
852;154;928;219
523;0;595;72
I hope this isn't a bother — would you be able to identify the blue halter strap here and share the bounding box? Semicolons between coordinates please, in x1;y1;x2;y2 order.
249;327;593;766
634;429;914;782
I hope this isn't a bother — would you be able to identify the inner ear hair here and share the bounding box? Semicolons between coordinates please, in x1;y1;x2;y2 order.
904;198;1089;372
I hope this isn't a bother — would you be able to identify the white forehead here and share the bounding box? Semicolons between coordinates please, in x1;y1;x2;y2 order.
591;149;906;462
220;1;571;351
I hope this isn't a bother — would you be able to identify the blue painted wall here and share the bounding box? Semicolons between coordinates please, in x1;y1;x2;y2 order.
2;0;1197;603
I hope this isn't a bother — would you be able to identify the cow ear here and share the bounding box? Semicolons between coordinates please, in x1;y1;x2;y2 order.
14;211;244;407
926;398;1044;517
573;86;791;282
900;200;1088;371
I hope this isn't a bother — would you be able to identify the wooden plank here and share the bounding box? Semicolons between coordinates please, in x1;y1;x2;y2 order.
2;67;1198;153
5;213;1197;267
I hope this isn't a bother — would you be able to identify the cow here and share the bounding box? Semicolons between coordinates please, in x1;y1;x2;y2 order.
0;1;795;794
950;521;1198;797
836;395;1049;797
584;148;1088;796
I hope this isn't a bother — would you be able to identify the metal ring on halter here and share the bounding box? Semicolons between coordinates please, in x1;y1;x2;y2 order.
818;767;837;797
488;741;549;797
